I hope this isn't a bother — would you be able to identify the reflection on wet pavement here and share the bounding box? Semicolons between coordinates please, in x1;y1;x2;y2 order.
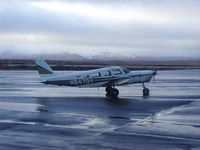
0;70;200;149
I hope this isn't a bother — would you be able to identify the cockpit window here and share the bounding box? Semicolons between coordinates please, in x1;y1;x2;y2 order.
122;67;130;73
112;69;122;75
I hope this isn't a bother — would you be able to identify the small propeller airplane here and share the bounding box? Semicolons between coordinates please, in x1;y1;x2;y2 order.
35;58;157;98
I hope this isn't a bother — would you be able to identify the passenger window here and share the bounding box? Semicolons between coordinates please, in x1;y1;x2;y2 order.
84;75;89;78
102;70;111;76
91;72;101;78
112;69;122;75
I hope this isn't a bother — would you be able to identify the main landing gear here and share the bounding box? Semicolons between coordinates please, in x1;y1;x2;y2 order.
143;83;150;96
105;86;119;98
105;83;150;98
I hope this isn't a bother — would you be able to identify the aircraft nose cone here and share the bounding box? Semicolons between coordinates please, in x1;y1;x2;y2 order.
153;71;157;76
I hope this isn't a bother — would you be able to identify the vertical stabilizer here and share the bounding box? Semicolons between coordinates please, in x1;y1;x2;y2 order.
35;58;54;74
35;58;56;82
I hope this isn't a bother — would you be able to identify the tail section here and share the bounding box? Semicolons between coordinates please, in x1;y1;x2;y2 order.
35;58;54;74
35;58;55;81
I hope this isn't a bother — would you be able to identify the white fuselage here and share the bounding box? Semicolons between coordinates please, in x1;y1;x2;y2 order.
41;66;156;88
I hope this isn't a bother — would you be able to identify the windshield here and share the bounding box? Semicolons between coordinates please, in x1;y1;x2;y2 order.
122;67;130;73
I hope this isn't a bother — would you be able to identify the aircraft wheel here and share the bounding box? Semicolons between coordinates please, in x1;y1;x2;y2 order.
110;88;119;98
106;93;110;97
143;88;149;96
105;86;112;93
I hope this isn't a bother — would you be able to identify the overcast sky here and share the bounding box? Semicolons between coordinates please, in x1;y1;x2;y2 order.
0;0;200;58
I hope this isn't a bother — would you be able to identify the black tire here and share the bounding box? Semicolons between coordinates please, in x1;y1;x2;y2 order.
143;88;149;96
106;93;110;97
105;86;112;93
110;88;119;98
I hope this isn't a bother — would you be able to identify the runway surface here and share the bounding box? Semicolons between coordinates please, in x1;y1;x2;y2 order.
0;69;200;150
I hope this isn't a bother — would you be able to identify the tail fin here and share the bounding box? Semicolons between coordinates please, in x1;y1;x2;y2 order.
35;59;55;81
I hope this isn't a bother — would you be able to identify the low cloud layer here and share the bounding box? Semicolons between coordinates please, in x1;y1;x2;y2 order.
0;0;200;58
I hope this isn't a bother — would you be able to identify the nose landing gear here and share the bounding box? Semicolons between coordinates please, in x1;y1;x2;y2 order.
105;86;119;98
142;83;150;96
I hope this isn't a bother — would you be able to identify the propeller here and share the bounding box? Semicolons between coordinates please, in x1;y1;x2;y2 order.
152;70;157;83
153;70;158;76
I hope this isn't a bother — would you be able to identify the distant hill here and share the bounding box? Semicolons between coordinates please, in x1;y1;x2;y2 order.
0;56;200;70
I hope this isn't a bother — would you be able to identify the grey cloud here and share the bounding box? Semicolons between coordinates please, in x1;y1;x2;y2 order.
0;4;92;33
0;0;200;58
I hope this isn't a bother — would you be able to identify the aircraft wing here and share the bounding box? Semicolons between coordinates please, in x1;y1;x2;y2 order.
103;76;131;86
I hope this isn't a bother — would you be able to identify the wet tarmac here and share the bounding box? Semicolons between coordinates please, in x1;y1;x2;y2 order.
0;69;200;150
